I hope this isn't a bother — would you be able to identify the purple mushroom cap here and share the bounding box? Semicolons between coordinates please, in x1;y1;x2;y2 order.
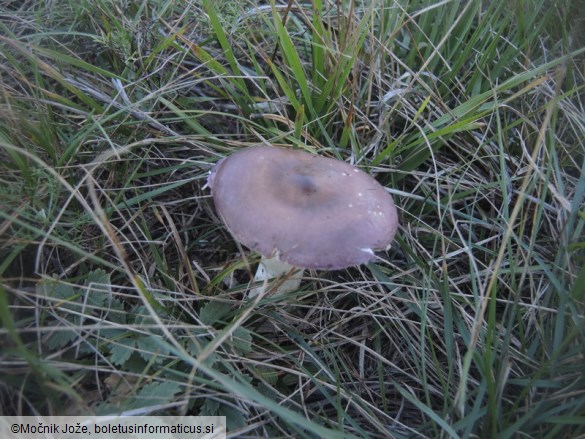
208;147;398;270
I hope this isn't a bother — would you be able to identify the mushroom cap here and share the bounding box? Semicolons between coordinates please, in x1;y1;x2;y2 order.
208;146;398;270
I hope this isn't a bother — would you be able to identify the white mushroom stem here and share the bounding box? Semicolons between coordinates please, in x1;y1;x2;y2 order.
248;255;304;298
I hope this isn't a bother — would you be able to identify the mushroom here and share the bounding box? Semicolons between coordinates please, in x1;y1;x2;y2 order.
207;146;398;297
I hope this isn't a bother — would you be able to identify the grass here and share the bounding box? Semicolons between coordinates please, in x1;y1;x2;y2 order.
1;0;584;437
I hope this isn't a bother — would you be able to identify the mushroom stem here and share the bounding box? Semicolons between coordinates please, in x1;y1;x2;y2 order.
248;255;304;298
